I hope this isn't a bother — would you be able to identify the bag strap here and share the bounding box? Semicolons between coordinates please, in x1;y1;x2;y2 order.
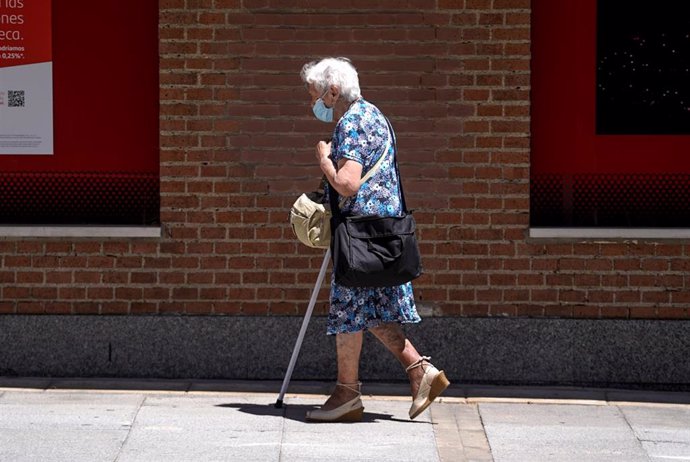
357;137;388;187
329;116;407;217
383;116;408;213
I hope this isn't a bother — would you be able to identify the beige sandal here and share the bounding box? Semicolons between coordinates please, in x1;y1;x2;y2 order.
406;356;450;419
305;382;364;423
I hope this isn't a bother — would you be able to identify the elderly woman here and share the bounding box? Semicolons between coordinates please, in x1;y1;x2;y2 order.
300;57;449;422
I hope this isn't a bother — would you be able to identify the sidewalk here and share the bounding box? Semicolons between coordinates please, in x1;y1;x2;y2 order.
1;378;689;462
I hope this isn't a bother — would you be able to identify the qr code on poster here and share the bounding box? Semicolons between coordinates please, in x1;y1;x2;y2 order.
8;90;25;108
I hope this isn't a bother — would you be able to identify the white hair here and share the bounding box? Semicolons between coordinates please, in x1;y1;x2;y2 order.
300;57;361;103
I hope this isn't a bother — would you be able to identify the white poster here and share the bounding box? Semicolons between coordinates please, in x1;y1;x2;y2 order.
0;0;53;155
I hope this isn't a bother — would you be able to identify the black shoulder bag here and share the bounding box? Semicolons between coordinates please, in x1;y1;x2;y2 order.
328;118;422;288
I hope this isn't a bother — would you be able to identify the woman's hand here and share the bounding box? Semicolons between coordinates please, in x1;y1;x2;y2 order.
315;140;332;167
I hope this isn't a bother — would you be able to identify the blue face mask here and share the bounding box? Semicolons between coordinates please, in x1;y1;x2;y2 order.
312;90;334;123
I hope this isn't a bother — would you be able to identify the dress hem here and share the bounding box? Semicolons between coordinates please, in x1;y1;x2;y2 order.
326;316;422;336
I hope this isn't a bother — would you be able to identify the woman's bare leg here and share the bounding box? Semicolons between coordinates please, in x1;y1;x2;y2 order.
320;330;363;410
369;323;425;398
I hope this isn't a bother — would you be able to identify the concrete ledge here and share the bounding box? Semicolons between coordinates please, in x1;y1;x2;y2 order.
0;226;161;238
0;315;689;390
530;227;690;240
2;377;690;406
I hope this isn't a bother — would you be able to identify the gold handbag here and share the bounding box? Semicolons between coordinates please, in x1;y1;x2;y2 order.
289;185;332;249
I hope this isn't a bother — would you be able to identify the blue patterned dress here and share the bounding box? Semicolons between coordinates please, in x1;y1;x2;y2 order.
326;98;421;335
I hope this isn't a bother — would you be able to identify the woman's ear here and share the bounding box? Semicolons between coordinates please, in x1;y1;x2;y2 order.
329;85;341;101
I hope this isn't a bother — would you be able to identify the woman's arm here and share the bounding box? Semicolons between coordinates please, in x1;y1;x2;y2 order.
316;140;363;197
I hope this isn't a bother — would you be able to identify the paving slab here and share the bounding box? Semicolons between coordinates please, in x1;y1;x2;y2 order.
620;404;690;461
116;395;284;462
479;402;650;462
0;391;143;462
431;402;493;462
280;397;439;462
0;391;143;429
641;441;690;462
0;428;127;462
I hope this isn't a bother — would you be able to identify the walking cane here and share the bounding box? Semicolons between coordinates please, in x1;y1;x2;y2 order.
275;248;331;408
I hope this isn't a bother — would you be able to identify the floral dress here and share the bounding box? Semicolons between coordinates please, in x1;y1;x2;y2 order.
326;98;421;335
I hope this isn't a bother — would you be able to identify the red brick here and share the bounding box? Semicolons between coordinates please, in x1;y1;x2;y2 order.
17;302;46;314
657;307;688;319
439;0;465;9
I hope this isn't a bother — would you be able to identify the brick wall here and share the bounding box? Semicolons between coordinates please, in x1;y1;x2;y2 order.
1;0;688;319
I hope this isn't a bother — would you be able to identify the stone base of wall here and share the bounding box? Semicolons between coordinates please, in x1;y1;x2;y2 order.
1;316;688;390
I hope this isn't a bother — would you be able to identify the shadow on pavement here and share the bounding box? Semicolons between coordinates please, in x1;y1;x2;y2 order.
215;402;425;424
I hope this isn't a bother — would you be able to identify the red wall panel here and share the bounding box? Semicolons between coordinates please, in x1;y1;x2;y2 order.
531;0;690;227
0;1;159;224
